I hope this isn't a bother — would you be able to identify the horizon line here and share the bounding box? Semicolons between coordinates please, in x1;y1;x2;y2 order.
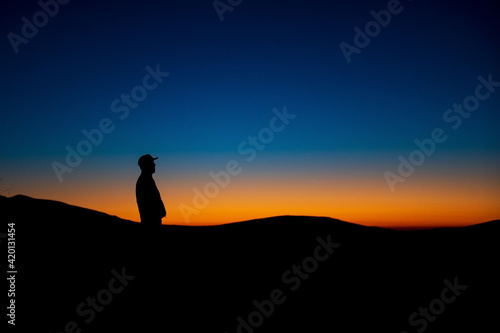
3;194;498;230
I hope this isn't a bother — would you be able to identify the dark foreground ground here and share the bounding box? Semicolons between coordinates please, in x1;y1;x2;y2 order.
2;195;499;332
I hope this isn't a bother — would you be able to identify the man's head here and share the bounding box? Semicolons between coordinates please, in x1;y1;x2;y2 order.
138;154;158;174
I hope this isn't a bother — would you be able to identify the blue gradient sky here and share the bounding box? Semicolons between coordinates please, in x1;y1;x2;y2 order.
1;0;499;227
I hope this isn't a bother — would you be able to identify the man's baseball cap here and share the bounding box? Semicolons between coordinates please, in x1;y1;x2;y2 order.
138;154;158;166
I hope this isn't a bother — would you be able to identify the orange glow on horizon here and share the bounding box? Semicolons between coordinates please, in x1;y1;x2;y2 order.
16;165;500;230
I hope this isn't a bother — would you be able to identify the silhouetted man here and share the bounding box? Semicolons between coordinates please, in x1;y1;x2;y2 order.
136;154;166;226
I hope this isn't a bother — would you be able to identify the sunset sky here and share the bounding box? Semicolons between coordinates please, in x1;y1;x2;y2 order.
1;0;499;228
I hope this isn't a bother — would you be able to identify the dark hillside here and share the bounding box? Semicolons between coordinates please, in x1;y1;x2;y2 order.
2;195;498;332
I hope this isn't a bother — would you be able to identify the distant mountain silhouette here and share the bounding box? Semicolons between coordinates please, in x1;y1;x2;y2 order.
2;195;499;332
